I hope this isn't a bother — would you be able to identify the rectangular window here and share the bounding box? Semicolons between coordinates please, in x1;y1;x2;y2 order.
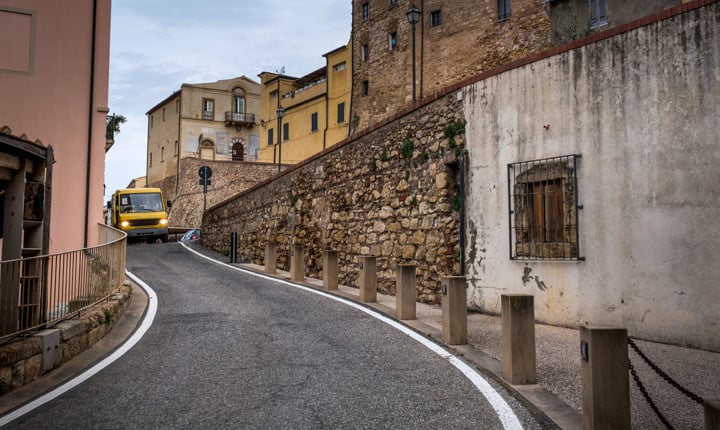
430;10;442;27
270;90;278;99
149;152;152;167
233;95;245;114
176;99;180;113
361;80;369;96
162;107;166;122
337;102;345;123
283;123;289;141
589;0;608;28
361;44;369;62
150;115;154;128
390;0;397;5
362;2;369;21
498;0;511;21
202;98;214;120
508;154;582;261
268;128;274;146
388;32;397;50
333;62;346;72
311;112;318;132
161;146;165;162
174;140;179;156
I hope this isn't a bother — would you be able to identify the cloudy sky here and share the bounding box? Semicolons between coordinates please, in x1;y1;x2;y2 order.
105;0;352;200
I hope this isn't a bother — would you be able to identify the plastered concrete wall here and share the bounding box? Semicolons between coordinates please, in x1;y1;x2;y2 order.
463;2;720;350
0;0;111;250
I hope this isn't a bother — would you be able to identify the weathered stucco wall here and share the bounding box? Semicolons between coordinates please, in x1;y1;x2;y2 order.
463;2;720;350
203;94;465;303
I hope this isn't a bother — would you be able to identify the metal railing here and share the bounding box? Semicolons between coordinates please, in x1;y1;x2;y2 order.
0;224;126;343
224;112;255;124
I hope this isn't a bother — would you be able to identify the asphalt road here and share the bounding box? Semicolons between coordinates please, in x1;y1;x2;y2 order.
4;242;551;429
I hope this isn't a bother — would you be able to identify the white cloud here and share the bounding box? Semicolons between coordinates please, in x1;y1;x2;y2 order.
105;0;351;199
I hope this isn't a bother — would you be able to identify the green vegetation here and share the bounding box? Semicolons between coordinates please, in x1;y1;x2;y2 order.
400;139;415;159
444;119;466;156
103;308;113;325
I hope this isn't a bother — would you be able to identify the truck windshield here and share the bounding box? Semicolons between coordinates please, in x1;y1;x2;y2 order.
119;193;163;213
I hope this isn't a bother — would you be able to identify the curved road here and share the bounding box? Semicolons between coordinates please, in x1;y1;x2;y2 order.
4;242;550;429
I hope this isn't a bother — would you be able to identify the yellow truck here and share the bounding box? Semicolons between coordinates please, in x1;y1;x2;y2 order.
107;188;170;243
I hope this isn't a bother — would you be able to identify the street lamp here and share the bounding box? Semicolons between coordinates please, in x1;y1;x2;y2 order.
406;4;421;104
276;106;285;172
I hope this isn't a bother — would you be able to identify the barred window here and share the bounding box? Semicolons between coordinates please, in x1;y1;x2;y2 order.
508;154;583;261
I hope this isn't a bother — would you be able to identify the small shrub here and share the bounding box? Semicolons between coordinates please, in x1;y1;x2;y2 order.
379;151;390;162
400;139;415;159
103;308;113;325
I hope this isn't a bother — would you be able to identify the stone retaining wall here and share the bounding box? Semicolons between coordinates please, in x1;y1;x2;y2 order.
150;157;278;228
203;93;465;303
0;284;133;396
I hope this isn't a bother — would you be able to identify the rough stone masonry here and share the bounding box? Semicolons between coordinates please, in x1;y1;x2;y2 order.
203;93;465;303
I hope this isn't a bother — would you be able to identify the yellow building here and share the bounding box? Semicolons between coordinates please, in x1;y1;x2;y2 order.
146;76;261;188
257;42;351;165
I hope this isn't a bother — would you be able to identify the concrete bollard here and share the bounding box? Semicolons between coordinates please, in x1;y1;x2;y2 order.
291;245;305;282
323;250;338;291
501;294;536;385
265;242;277;275
441;276;467;345
706;399;720;430
396;264;416;320
580;327;631;430
358;256;377;303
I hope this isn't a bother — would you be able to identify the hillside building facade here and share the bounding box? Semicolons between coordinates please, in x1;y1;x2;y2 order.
257;43;352;165
146;76;261;189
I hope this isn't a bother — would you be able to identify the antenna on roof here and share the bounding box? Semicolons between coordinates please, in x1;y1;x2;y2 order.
276;66;285;74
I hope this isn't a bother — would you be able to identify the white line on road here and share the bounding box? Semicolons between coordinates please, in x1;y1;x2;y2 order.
180;243;524;430
0;271;158;427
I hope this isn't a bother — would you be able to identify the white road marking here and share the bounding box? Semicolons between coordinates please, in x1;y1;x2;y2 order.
0;271;158;427
180;242;524;430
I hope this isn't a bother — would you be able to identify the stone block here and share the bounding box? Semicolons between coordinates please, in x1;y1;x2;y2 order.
501;294;536;385
580;327;630;430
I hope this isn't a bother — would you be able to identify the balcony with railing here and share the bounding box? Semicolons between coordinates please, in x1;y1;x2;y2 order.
224;111;256;128
0;224;127;343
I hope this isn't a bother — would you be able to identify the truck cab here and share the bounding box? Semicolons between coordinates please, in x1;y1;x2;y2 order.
108;188;170;243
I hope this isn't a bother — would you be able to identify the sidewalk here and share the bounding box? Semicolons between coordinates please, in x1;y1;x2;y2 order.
222;249;719;430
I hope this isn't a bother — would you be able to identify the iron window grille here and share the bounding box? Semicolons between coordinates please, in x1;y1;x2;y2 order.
362;3;369;21
508;154;583;261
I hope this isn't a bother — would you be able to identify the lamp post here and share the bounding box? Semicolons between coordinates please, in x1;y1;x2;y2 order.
276;106;285;171
406;4;421;104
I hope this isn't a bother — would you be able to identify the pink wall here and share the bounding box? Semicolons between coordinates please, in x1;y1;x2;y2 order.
0;0;111;252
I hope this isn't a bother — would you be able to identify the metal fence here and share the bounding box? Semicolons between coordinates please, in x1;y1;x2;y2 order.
0;224;126;343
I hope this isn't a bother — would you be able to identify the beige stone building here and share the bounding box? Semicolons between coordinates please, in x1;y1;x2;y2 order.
146;76;261;189
350;0;553;132
349;0;689;132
